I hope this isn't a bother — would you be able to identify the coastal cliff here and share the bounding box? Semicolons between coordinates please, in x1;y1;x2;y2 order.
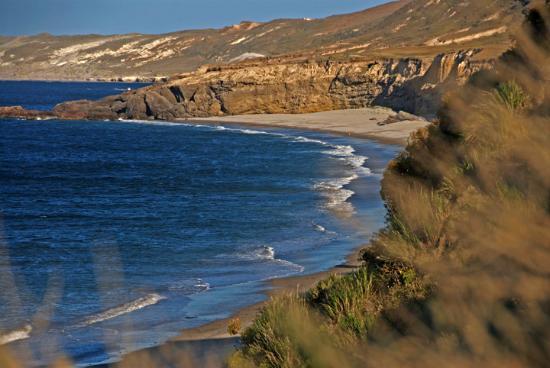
0;0;526;118
38;50;491;120
0;0;520;81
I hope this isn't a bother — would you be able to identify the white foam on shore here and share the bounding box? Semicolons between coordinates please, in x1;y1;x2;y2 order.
0;324;32;345
78;293;166;327
119;119;183;127
195;124;372;214
314;174;359;213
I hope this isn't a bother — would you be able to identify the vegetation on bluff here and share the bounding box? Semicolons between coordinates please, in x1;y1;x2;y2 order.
229;2;550;367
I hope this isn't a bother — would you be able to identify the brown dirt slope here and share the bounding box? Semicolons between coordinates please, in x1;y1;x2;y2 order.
0;0;524;81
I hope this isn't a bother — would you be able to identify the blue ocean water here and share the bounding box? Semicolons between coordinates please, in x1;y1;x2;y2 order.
0;81;400;366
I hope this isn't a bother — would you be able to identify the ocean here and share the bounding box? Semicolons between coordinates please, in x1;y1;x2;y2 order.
0;81;400;366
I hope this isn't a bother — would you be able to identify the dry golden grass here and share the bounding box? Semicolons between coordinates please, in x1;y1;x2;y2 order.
1;2;548;367
230;2;550;367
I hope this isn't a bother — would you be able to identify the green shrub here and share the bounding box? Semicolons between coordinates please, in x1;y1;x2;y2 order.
307;267;374;338
495;81;528;111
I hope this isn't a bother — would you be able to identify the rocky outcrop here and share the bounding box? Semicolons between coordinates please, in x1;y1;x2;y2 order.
0;50;494;121
62;50;494;118
0;106;55;120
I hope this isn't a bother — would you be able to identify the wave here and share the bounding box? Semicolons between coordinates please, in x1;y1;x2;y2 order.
213;125;271;135
291;136;330;146
77;293;166;327
119;120;372;213
311;222;337;235
323;144;371;171
313;222;327;233
0;324;32;345
324;144;355;157
210;128;373;213
314;173;360;215
118;119;183;127
168;278;210;293
238;246;305;273
242;245;276;260
197;124;374;213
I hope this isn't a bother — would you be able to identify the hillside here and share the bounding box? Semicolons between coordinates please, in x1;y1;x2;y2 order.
227;2;550;367
0;0;524;81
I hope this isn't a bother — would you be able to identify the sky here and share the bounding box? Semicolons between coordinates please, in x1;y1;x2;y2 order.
0;0;389;36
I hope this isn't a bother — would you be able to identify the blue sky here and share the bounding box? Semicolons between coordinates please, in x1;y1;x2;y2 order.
0;0;389;36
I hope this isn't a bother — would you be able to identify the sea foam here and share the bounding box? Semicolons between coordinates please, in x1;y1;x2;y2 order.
120;120;373;216
0;324;32;345
168;278;210;293
239;245;305;273
78;293;166;327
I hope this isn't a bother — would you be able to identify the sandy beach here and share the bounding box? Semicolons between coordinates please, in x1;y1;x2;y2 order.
105;249;365;367
102;108;428;367
188;107;430;145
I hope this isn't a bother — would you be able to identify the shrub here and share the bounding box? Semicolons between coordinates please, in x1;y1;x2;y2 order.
227;317;242;336
495;81;528;111
307;267;374;338
231;3;550;367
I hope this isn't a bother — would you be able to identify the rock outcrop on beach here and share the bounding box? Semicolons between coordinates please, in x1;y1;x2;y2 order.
0;50;493;118
0;0;531;118
0;0;524;81
13;49;489;120
0;106;55;119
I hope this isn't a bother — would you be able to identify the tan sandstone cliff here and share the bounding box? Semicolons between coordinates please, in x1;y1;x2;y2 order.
47;49;492;120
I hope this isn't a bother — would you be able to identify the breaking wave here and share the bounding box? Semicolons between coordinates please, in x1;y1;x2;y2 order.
185;123;374;213
0;324;32;345
120;120;373;216
238;245;305;273
313;222;327;233
77;293;166;327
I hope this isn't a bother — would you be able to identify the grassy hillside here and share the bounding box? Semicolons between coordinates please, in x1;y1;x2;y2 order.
229;1;550;367
0;0;524;80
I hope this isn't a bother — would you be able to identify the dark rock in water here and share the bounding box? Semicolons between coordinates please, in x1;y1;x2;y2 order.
53;100;95;120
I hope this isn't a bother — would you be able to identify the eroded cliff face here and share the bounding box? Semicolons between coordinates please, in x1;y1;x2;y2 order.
49;49;493;120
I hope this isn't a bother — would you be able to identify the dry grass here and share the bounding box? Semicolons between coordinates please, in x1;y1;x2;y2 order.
0;2;548;367
230;2;550;367
227;318;242;336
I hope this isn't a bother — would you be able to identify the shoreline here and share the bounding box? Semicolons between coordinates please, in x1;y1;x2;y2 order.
103;110;423;367
0;78;162;84
104;248;365;367
187;107;431;145
172;246;365;342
